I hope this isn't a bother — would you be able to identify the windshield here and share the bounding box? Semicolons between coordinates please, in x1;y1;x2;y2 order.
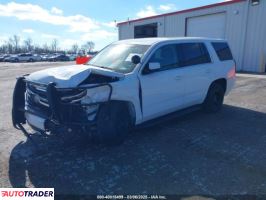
87;44;150;73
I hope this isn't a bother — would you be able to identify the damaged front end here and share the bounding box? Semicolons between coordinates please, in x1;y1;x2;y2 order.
12;75;113;144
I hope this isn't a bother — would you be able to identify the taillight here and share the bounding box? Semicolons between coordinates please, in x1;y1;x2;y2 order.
227;60;236;78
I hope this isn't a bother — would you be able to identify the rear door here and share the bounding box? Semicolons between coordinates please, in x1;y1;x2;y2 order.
139;44;186;121
176;42;213;107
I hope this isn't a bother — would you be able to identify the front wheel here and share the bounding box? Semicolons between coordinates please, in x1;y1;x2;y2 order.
94;102;133;145
202;83;225;113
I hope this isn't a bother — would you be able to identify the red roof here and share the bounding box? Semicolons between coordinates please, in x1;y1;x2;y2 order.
117;0;246;26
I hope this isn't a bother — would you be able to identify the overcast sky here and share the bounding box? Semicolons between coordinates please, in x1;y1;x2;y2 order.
0;0;226;50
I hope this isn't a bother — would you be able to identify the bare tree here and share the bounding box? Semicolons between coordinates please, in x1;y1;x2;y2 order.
7;38;14;54
82;41;95;53
0;43;8;54
24;38;33;52
11;35;20;53
51;39;58;53
33;44;40;53
42;43;49;53
0;37;95;54
71;43;79;54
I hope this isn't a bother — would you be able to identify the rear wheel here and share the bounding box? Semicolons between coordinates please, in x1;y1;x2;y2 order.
202;83;225;113
94;102;132;145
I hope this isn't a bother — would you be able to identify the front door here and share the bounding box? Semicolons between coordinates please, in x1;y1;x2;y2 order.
139;44;186;121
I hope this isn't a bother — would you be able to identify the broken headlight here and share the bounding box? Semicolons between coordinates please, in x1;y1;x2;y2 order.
59;85;111;121
84;85;111;103
60;89;87;103
60;85;111;104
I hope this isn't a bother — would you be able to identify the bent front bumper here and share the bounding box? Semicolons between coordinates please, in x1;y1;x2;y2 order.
12;76;112;135
25;112;46;131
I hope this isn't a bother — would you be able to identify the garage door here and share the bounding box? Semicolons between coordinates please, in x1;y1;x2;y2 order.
186;13;226;39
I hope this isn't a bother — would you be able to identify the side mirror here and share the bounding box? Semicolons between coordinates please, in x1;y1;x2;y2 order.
148;62;161;71
131;55;141;65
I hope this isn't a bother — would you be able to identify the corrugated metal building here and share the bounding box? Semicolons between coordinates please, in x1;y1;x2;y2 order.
117;0;266;72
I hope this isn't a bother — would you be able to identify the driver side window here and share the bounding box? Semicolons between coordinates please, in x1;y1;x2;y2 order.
143;44;178;74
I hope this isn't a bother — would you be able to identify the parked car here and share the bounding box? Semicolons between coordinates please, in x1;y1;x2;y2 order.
31;54;42;62
67;54;77;61
0;54;10;62
40;53;50;61
5;53;41;62
48;54;70;62
3;55;17;62
12;38;236;145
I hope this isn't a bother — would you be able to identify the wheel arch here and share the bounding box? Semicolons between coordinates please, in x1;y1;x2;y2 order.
212;78;227;93
102;100;136;125
203;78;227;103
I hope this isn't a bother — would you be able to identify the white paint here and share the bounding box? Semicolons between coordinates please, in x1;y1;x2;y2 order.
27;64;124;88
25;38;236;127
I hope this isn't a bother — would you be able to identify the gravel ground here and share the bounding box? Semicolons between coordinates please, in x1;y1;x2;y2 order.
1;62;266;197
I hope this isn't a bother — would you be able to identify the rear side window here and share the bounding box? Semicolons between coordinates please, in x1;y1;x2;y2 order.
212;42;233;61
177;43;211;67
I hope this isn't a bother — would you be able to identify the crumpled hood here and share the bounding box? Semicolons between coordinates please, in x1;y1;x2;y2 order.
26;65;124;88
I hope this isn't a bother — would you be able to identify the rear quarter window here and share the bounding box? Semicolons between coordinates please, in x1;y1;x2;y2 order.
212;42;233;61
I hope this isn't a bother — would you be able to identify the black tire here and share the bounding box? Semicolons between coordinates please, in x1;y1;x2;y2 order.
94;102;132;145
28;58;34;62
14;58;19;62
202;83;225;113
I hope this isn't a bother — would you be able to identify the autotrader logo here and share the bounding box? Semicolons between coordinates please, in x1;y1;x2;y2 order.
0;188;54;200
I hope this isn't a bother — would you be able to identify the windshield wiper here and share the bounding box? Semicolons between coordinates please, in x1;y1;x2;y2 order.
86;64;112;70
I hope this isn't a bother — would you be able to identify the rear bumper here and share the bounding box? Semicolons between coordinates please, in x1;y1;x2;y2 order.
225;76;236;95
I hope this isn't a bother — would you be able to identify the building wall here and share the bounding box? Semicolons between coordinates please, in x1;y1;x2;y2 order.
119;17;165;40
243;0;266;72
164;1;247;71
118;0;266;72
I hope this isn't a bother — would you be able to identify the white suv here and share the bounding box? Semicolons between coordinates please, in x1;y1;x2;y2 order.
12;38;236;145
